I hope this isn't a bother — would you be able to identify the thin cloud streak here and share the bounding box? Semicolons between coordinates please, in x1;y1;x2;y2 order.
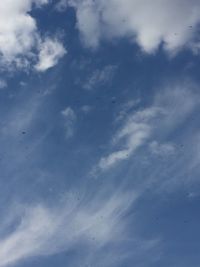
93;83;200;172
0;190;143;267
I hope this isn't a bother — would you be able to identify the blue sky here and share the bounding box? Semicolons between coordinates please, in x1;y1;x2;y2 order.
0;1;200;266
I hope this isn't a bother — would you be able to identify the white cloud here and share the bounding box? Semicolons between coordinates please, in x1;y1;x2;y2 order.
68;0;200;53
0;0;44;64
0;0;65;71
0;191;136;267
61;107;76;138
99;150;130;170
94;84;199;172
98;107;161;170
70;0;102;48
35;38;66;72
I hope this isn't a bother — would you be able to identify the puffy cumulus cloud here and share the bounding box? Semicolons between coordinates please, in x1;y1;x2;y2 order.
0;191;137;267
94;84;200;172
35;38;66;72
67;0;200;53
0;0;65;70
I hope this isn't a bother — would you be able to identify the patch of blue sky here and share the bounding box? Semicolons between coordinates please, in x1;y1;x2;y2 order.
0;1;200;267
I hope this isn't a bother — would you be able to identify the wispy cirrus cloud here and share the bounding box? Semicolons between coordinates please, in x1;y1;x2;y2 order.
149;141;175;156
93;83;200;173
0;190;149;267
83;65;117;90
98;107;161;171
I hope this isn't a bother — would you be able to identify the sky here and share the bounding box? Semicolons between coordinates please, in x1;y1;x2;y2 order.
0;1;200;267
